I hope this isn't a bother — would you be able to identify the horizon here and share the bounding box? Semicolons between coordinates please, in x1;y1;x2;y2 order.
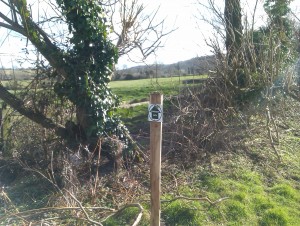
0;54;215;70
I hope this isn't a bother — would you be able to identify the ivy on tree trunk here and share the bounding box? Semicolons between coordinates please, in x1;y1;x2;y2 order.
0;0;131;152
224;0;242;64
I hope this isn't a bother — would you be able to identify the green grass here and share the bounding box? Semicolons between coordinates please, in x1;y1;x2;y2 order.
110;75;206;103
0;69;35;80
117;104;148;134
114;75;205;134
162;200;206;226
1;79;33;89
102;127;299;226
157;167;300;225
259;208;289;226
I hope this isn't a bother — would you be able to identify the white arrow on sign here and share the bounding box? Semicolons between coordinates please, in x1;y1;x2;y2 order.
148;104;163;122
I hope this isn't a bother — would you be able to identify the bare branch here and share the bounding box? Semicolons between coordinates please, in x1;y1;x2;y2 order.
100;203;143;225
0;11;21;28
8;0;18;23
108;0;175;61
0;206;115;223
161;196;229;205
65;190;104;226
0;21;25;35
0;83;66;137
291;11;300;23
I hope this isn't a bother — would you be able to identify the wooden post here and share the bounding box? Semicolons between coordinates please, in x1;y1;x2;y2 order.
0;107;2;142
149;92;163;226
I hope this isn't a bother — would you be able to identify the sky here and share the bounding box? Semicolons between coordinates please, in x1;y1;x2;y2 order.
117;0;300;68
0;0;300;69
117;0;214;68
118;0;300;67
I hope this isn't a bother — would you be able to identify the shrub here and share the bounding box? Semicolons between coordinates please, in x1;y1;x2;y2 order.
124;73;135;80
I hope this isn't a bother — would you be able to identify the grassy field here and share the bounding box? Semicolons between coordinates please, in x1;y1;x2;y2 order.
0;69;35;80
0;74;206;103
110;75;206;103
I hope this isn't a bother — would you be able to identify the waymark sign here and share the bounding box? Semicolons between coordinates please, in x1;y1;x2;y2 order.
148;104;163;122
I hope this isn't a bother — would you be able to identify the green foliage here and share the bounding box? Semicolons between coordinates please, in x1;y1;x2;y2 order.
264;0;293;34
54;0;122;139
220;0;296;105
254;0;296;71
262;0;296;65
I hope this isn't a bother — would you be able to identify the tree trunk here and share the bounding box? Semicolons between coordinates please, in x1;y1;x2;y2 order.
225;0;242;62
0;84;66;137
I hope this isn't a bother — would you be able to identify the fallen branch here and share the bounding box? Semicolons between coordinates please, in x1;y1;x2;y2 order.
0;206;115;222
266;106;281;161
0;202;143;225
101;203;144;226
161;196;229;206
65;190;103;226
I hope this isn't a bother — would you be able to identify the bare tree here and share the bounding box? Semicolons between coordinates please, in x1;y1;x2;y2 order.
108;0;174;61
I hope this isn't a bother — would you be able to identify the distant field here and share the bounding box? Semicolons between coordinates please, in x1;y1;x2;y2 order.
0;73;207;104
110;75;207;103
0;79;32;88
0;69;35;80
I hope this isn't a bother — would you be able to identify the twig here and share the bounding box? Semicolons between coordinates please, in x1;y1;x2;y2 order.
161;196;229;206
16;157;69;205
266;106;281;161
291;11;300;23
64;190;103;226
0;206;116;222
93;138;102;197
127;203;143;226
101;203;144;226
